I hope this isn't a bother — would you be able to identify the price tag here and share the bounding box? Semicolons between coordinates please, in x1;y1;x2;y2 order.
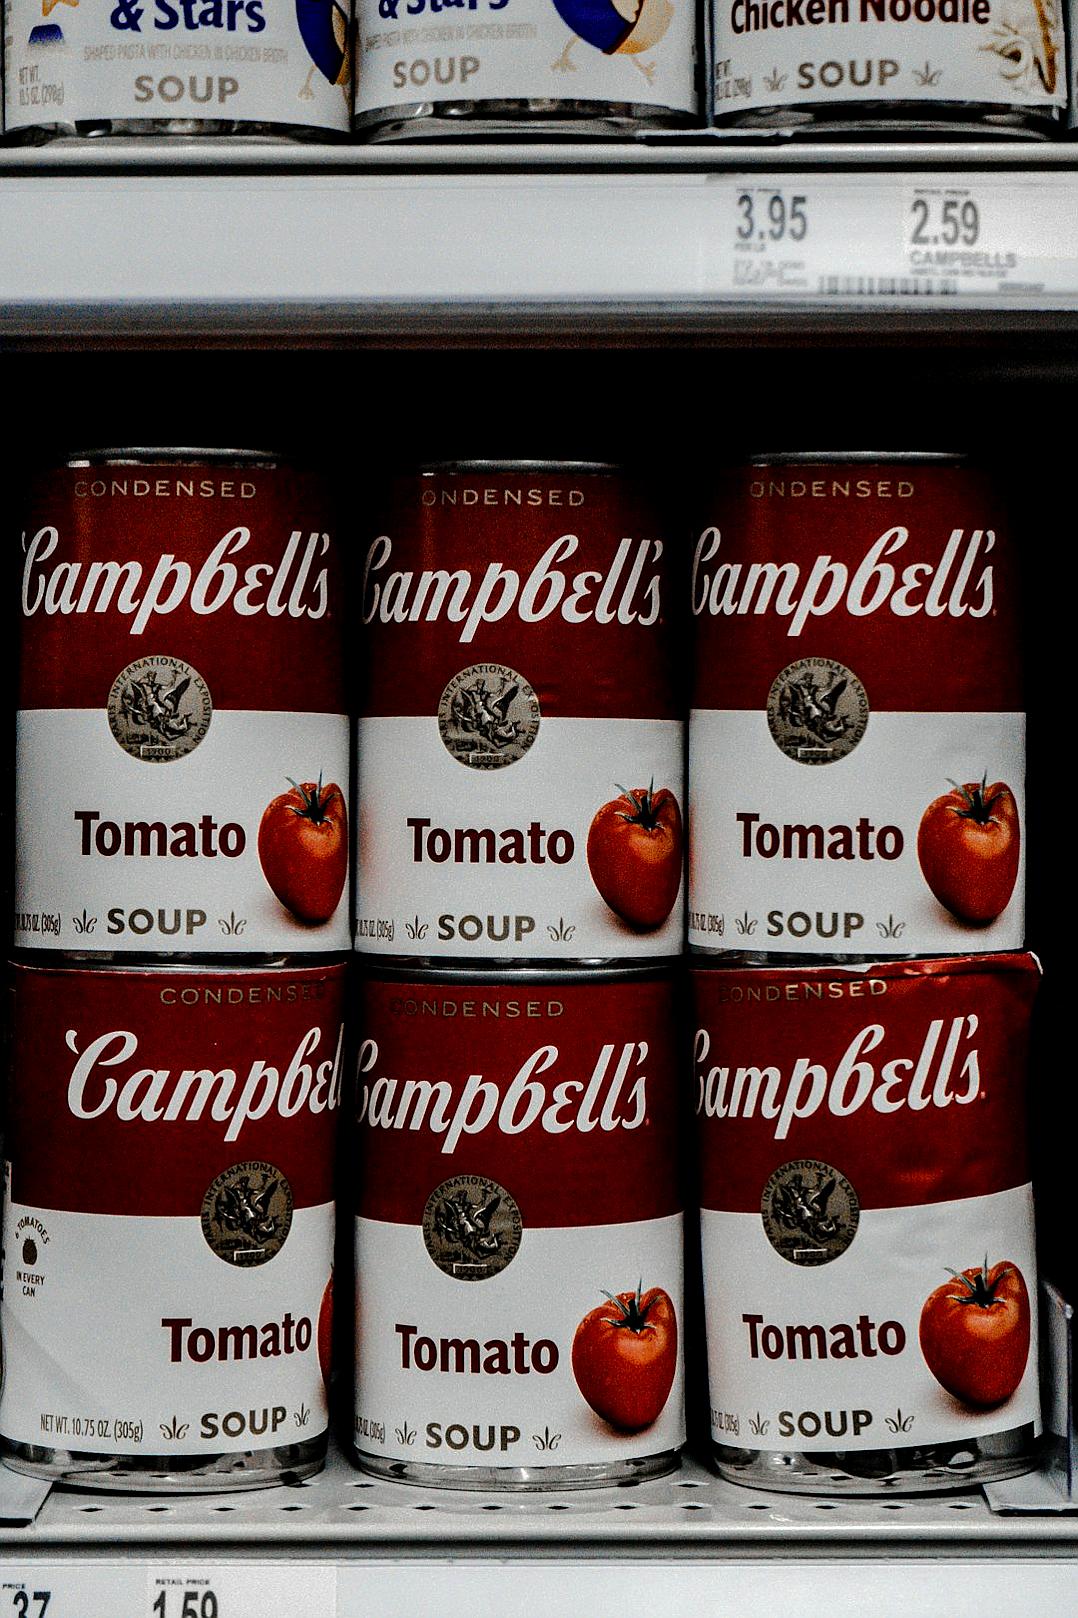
1;1564;143;1617
903;179;1078;299
727;184;814;293
146;1565;335;1618
904;184;1017;295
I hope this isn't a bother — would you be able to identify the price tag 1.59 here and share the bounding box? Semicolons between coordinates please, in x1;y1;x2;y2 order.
147;1565;335;1618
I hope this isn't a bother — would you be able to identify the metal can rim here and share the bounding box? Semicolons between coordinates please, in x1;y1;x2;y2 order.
745;450;967;466
61;447;282;467
418;460;622;475
362;962;674;987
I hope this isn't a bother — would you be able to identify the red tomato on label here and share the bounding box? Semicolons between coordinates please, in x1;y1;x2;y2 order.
919;1259;1030;1408
258;778;348;925
572;1284;678;1433
318;1273;333;1387
587;785;683;931
917;777;1020;925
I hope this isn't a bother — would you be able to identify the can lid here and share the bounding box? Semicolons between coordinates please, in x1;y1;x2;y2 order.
746;450;966;466
362;962;676;987
418;460;620;475
62;447;280;467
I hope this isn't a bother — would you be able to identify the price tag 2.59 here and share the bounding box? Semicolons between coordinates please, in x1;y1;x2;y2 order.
904;185;1019;293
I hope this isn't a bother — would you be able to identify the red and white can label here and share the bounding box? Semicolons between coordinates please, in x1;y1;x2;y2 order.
15;461;349;955
356;469;684;960
690;461;1025;957
0;963;345;1457
354;975;685;1470
695;955;1041;1455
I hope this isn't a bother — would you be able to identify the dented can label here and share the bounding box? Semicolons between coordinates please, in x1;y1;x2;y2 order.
15;457;349;955
3;0;352;133
689;458;1024;958
712;0;1066;118
0;962;345;1459
357;468;684;961
354;0;697;120
695;954;1041;1457
354;973;685;1473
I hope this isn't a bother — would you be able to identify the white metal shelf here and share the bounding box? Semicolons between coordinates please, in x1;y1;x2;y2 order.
5;140;1078;338
2;1446;1076;1555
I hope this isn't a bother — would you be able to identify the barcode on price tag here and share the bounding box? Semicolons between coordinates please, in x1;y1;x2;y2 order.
147;1565;335;1618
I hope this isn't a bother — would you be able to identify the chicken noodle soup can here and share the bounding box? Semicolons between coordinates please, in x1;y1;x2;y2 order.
356;463;684;964
689;452;1024;960
2;0;352;138
0;959;346;1491
695;953;1041;1494
15;450;349;958
353;968;685;1487
352;0;697;137
710;0;1065;130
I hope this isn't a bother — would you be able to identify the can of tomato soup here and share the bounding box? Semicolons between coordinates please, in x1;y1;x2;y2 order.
695;953;1041;1494
710;0;1065;132
357;463;683;966
0;958;346;1491
353;967;684;1488
15;449;349;959
3;0;352;140
690;453;1024;960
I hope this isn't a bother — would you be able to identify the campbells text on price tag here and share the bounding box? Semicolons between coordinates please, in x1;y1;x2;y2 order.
147;1566;335;1618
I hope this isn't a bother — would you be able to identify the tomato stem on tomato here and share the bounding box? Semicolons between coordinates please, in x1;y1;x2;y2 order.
945;773;1006;827
612;780;665;832
284;773;340;825
599;1281;657;1333
943;1255;1015;1308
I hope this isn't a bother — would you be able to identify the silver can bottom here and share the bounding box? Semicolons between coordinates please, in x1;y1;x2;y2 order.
713;1425;1040;1496
5;120;347;141
354;99;694;140
1;1433;327;1493
712;101;1059;138
354;1446;681;1491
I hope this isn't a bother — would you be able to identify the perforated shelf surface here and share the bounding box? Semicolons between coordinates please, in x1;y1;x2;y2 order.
2;1444;1076;1557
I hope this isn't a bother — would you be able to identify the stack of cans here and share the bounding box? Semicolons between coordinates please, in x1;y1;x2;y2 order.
1;449;350;1491
689;453;1041;1493
351;461;688;1487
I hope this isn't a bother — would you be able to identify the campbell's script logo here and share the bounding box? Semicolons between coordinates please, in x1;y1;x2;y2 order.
22;526;331;633
692;526;995;633
108;655;212;763
63;1023;344;1141
356;1038;649;1153
694;1014;981;1141
362;534;663;644
422;1174;522;1281
438;664;540;770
